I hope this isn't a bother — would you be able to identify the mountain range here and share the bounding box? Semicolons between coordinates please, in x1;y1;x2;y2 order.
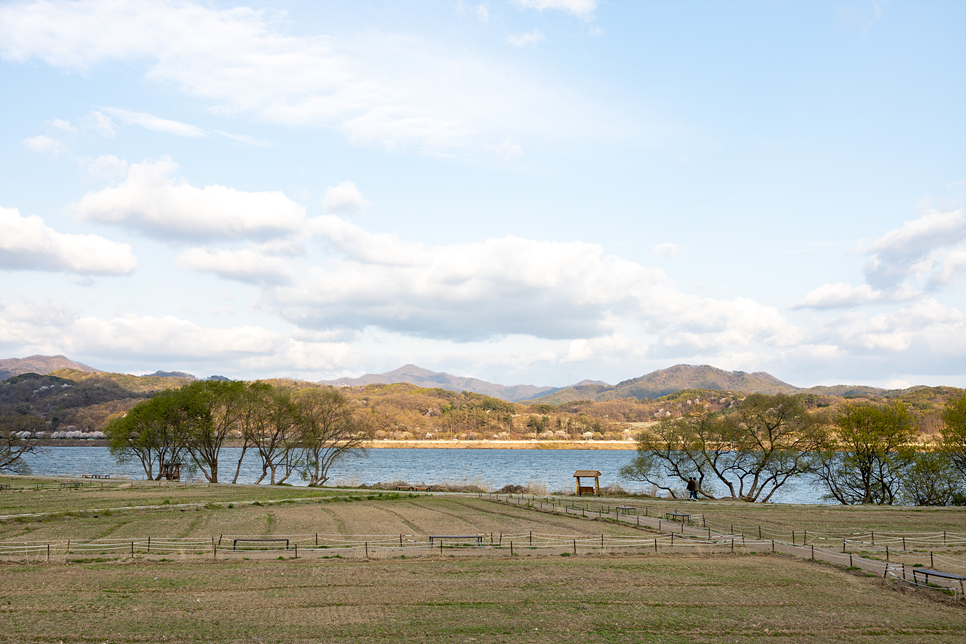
0;355;97;382
0;355;916;403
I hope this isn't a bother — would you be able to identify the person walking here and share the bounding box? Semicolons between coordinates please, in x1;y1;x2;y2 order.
687;477;698;501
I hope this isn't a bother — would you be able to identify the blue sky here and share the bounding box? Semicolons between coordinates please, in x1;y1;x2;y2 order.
1;0;964;389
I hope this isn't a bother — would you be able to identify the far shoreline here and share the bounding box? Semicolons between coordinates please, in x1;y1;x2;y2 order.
32;439;638;451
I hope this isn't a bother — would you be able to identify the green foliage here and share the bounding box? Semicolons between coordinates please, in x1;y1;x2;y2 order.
815;402;917;505
941;394;966;478
899;450;963;506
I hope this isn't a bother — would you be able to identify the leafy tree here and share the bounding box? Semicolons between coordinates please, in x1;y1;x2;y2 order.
105;391;195;480
899;450;963;506
815;402;916;505
619;394;823;502
294;388;370;486
0;414;44;474
941;393;966;478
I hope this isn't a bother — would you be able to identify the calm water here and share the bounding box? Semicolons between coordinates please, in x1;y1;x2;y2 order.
21;446;828;504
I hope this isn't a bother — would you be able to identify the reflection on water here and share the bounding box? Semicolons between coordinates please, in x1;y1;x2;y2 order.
20;446;829;504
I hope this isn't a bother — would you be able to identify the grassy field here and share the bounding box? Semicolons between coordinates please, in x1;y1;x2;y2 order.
1;552;964;643
1;478;964;643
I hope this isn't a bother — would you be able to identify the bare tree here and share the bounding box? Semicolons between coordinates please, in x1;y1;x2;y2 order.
0;414;44;474
294;388;371;487
620;394;823;502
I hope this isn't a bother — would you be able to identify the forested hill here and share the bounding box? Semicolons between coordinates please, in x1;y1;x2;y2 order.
0;355;97;381
526;364;799;404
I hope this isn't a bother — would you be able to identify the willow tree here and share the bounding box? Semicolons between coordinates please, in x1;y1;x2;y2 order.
814;401;916;505
620;394;823;502
105;391;196;480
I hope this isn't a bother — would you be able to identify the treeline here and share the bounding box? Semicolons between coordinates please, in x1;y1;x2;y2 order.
620;393;966;506
105;381;370;486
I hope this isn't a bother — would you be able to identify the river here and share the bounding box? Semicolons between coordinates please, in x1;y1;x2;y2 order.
20;446;830;504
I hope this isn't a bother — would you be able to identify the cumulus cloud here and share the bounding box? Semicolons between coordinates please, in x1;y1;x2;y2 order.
0;1;615;155
78;155;129;182
0;301;351;373
796;208;966;310
857;208;966;290
507;30;545;47
73;158;305;240
177;242;300;285
514;0;599;17
284;215;800;349
0;206;137;275
322;181;370;214
23;135;64;155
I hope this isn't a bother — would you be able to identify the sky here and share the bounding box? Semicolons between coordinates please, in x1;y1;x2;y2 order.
1;0;964;390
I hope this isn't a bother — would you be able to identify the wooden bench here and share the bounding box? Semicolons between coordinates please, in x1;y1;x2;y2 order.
911;568;966;594
429;534;484;547
665;511;690;523
394;485;430;491
59;482;82;490
616;506;636;515
232;538;290;551
0;484;10;491
82;474;112;479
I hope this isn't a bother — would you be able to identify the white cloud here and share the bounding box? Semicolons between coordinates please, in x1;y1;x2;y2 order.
0;301;351;374
73;158;306;240
78;155;130;182
507;30;546;47
0;1;616;155
792;283;882;309
80;111;117;137
856;208;966;290
46;118;77;133
514;0;598;17
475;5;489;23
341;106;474;153
651;242;681;259
322;181;370;214
824;299;965;356
284;215;800;349
214;130;272;147
0;206;137;275
177;242;300;285
22;135;64;155
485;140;524;161
563;334;634;363
104;107;208;138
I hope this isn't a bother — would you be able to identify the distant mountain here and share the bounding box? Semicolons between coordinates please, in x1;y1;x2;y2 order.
0;355;98;381
323;364;558;402
525;364;800;404
142;370;197;380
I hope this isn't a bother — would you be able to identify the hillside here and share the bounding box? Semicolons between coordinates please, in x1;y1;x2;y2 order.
323;364;555;402
0;355;97;381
